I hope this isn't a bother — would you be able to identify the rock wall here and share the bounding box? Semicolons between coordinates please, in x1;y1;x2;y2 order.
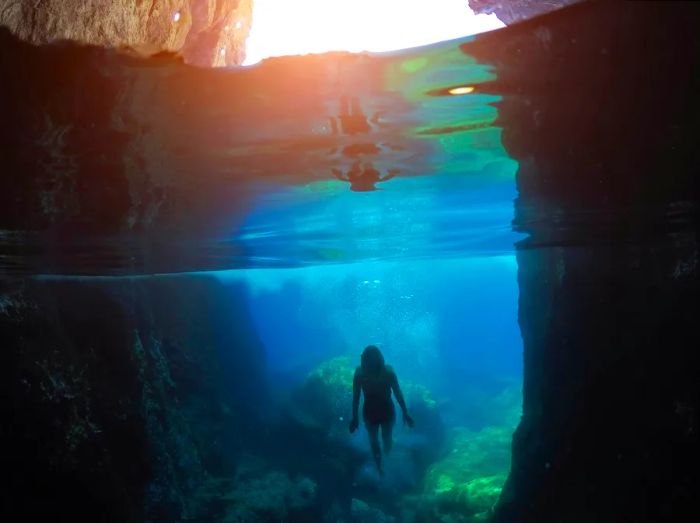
0;275;267;522
0;0;252;66
468;0;580;25
0;26;263;274
464;1;700;521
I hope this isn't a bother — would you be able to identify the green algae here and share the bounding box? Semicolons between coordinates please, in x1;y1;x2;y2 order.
309;355;355;390
423;425;513;518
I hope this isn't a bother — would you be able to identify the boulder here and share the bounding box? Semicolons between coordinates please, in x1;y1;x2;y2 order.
0;0;252;65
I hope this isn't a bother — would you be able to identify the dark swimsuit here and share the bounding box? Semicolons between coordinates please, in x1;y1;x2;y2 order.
360;370;396;425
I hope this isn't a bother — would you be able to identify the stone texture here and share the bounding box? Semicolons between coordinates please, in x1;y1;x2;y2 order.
0;0;252;66
0;275;268;522
464;1;700;521
468;0;580;24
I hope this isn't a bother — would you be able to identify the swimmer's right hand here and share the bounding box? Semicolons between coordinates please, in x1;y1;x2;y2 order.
349;418;359;433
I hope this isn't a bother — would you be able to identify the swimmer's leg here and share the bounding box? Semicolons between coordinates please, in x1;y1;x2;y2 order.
339;96;349;117
366;423;383;475
350;96;362;116
381;418;394;455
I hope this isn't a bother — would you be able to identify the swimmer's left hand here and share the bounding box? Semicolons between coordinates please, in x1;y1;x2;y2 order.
403;413;415;429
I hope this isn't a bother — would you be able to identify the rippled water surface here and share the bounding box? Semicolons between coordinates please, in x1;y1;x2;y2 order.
1;36;522;276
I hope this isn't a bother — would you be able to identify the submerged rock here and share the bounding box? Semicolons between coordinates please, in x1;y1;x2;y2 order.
351;498;397;523
421;426;511;520
466;1;700;521
219;470;319;522
0;275;269;522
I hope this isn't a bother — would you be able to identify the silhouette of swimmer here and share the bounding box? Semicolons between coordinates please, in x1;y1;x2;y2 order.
333;162;399;192
335;96;371;135
349;346;415;476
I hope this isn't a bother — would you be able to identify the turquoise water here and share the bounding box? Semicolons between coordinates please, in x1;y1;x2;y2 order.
231;38;522;268
215;256;521;394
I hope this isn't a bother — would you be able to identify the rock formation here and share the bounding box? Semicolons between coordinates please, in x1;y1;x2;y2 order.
0;0;252;65
468;0;581;24
0;275;268;522
464;1;700;521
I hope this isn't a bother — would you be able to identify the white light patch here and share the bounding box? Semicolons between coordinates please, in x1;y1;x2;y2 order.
244;0;504;65
173;11;181;23
449;86;475;95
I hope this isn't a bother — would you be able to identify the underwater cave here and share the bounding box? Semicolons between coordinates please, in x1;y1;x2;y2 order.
1;1;698;523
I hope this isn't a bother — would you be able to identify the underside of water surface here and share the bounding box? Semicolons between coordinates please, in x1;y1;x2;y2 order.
1;1;699;523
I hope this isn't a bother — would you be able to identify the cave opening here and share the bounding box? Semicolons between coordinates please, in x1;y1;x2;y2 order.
243;0;503;65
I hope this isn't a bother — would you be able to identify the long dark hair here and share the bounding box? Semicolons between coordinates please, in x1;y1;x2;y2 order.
361;345;385;374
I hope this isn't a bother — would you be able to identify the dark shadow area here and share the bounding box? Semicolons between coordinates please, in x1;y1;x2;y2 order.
464;1;700;521
0;276;268;522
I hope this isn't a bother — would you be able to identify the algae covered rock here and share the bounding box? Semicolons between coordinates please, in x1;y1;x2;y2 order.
290;356;355;435
423;426;512;519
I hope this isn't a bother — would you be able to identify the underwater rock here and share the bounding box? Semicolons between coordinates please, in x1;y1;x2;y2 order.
0;279;148;522
465;1;700;521
350;498;396;523
0;0;252;66
0;275;269;522
422;426;511;519
216;469;319;522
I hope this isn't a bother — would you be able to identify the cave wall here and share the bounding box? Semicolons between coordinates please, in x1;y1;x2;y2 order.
465;1;700;521
0;0;252;66
0;275;267;522
468;0;580;25
0;26;265;273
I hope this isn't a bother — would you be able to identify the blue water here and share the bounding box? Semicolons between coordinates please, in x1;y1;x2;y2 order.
215;255;521;394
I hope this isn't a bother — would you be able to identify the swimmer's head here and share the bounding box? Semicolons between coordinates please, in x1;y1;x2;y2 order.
361;345;385;374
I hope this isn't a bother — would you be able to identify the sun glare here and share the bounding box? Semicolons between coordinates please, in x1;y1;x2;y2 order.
244;0;504;65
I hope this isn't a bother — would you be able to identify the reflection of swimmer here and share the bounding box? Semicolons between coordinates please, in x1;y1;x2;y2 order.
349;346;414;476
332;162;399;192
330;96;371;135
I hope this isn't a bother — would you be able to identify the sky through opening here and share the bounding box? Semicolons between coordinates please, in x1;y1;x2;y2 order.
244;0;504;65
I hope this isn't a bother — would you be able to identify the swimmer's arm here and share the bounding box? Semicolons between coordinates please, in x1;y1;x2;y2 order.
390;369;415;428
352;368;361;421
380;168;399;182
389;369;408;416
332;168;349;181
